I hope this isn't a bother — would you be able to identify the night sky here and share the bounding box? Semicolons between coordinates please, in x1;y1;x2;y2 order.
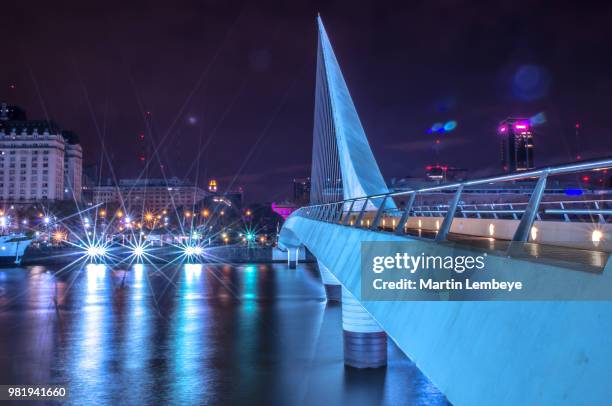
1;1;611;202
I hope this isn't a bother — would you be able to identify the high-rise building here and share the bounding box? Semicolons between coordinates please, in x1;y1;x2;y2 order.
0;106;83;203
292;177;311;204
498;118;535;172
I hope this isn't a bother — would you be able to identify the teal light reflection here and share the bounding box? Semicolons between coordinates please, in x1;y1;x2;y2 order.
168;263;210;403
242;265;258;304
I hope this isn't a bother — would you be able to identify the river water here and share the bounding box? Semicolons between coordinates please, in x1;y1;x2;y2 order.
0;263;449;405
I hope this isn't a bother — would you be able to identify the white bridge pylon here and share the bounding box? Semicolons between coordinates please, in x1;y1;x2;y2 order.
310;16;395;211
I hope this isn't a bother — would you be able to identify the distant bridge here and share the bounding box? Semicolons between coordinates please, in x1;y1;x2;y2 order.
279;16;612;406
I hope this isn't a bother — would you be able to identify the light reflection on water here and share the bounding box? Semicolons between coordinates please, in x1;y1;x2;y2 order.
0;263;449;406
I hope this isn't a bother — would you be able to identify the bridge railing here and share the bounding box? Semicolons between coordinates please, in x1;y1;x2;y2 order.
295;158;612;247
409;199;611;222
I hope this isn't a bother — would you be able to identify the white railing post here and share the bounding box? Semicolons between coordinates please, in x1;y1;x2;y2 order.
435;185;464;242
370;195;389;230
355;198;369;227
343;200;355;225
395;193;416;235
512;171;549;242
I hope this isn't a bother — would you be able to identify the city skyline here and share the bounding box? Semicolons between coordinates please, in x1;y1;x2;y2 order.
1;1;611;202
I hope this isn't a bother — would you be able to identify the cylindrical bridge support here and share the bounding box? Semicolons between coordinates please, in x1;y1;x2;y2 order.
342;287;387;368
287;247;300;269
317;260;342;302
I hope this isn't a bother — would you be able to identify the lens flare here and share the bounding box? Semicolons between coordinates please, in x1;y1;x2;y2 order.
133;245;145;257
183;245;204;258
443;120;457;131
85;244;107;260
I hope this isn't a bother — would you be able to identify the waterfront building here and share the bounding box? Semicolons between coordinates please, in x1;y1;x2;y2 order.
0;104;83;203
498;117;535;172
91;177;207;212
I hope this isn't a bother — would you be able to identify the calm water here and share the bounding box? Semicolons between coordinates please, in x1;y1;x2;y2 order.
0;263;448;405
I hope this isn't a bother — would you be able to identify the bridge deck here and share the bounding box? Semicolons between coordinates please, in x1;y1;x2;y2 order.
279;214;612;406
402;228;610;272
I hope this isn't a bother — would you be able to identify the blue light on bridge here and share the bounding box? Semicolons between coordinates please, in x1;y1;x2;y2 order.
564;188;583;196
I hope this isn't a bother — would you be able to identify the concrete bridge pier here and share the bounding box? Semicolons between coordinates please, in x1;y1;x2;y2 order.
342;287;387;368
317;260;342;302
287;247;300;269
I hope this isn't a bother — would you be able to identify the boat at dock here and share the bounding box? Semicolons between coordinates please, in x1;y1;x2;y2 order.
0;234;32;265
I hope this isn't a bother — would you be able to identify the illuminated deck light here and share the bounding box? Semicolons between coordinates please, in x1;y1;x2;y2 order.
592;230;603;243
530;226;538;241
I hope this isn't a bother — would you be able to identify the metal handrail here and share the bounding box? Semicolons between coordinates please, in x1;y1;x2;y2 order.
407;200;611;223
294;157;612;242
412;199;612;210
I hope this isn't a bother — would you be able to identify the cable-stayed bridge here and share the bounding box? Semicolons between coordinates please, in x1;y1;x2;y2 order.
280;16;612;406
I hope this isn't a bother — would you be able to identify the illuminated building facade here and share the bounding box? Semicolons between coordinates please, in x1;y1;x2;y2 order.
92;177;207;212
271;201;298;220
498;118;534;172
62;131;83;201
208;179;218;192
0;104;83;202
